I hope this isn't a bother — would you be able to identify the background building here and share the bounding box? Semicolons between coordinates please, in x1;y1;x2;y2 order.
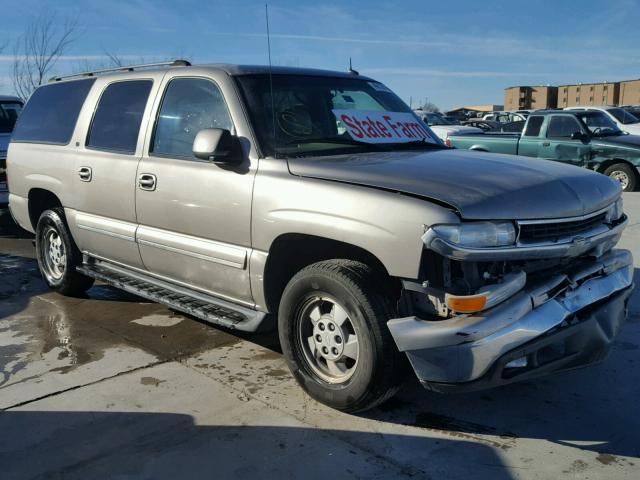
620;79;640;106
446;104;504;118
504;86;558;111
556;82;619;108
504;79;640;110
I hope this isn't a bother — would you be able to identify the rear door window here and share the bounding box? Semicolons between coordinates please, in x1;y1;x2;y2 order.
87;80;153;154
11;79;95;144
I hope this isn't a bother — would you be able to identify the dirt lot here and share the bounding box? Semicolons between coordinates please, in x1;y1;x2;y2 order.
1;194;639;479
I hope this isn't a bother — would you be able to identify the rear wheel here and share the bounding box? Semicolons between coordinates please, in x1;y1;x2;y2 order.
278;259;405;412
36;208;94;295
604;163;637;192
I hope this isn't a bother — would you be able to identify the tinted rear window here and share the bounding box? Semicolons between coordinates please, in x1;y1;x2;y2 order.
87;80;153;154
0;101;23;134
12;79;95;144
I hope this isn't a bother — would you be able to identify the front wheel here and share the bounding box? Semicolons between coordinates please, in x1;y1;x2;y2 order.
603;163;637;192
36;208;94;296
278;260;405;412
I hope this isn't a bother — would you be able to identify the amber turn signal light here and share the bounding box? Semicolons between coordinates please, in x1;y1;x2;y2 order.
446;294;487;313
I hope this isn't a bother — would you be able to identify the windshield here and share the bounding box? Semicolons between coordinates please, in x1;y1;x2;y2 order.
0;101;23;134
607;107;639;125
576;111;623;136
235;74;441;158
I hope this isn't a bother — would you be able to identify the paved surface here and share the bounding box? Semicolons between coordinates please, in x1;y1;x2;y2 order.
1;194;639;480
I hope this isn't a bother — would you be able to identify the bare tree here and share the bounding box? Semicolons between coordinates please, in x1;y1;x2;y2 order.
419;98;440;113
12;13;79;101
103;50;124;67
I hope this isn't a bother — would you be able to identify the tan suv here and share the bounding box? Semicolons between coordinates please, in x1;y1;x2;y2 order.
7;61;633;411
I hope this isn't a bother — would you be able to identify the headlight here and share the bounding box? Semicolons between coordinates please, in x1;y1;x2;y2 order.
605;197;623;223
432;221;517;248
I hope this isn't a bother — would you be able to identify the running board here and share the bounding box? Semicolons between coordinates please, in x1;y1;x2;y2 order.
77;261;266;332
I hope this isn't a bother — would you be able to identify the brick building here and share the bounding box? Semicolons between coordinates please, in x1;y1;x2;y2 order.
504;86;558;111
556;82;619;108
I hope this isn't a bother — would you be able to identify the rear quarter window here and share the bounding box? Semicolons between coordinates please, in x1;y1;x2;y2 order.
11;79;96;145
523;116;544;136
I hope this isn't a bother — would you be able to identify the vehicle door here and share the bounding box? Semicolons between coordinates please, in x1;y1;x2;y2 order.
134;72;256;306
539;115;591;167
515;115;545;157
71;74;162;268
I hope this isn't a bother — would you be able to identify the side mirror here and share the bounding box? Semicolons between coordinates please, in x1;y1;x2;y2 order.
570;131;587;141
193;128;241;164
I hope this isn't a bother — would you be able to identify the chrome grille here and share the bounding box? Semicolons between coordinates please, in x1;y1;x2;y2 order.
518;212;607;243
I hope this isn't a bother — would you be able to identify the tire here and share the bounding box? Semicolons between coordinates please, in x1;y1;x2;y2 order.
603;163;637;192
278;259;405;412
35;208;94;296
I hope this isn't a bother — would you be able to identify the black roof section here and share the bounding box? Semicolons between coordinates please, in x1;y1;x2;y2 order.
211;64;373;80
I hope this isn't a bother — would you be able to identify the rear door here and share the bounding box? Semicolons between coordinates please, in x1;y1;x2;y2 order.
69;74;162;268
134;72;257;306
540;115;590;167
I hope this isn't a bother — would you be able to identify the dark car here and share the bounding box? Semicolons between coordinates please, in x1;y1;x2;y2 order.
0;95;24;215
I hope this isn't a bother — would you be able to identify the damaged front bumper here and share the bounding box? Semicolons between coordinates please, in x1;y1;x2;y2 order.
388;249;634;392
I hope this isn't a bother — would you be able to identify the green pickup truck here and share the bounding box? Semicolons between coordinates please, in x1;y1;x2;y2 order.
447;109;640;191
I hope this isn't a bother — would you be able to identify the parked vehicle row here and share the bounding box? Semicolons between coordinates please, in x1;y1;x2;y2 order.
448;109;640;191
462;119;526;134
6;62;633;412
413;110;482;141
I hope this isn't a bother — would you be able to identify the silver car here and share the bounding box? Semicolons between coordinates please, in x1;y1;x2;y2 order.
7;61;634;411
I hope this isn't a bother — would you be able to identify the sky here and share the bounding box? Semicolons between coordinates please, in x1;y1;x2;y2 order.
1;0;639;110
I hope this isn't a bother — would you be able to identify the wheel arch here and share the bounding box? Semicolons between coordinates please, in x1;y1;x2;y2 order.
596;158;636;174
28;188;63;230
262;233;400;315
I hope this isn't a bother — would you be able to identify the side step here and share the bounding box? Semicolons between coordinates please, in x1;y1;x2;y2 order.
77;261;266;332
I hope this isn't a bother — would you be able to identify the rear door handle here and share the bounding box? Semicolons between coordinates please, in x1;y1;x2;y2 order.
542;142;550;147
138;173;157;191
78;166;92;182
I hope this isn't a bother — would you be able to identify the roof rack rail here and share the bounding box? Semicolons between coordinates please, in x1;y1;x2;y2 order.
48;59;191;83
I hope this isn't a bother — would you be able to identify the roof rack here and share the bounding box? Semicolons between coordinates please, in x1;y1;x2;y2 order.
48;59;191;83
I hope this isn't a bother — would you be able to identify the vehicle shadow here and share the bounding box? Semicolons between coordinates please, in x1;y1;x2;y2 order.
363;267;640;460
0;215;33;239
0;411;516;480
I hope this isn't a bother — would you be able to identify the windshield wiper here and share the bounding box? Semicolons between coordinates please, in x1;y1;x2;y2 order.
283;137;370;146
392;139;448;149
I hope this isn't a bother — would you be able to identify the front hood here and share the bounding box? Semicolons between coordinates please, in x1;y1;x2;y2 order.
596;133;640;149
288;149;621;220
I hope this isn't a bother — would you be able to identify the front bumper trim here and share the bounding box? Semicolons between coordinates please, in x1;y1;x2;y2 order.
388;249;634;387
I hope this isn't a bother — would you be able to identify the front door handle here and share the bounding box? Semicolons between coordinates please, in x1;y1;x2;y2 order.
138;173;157;191
78;166;92;182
